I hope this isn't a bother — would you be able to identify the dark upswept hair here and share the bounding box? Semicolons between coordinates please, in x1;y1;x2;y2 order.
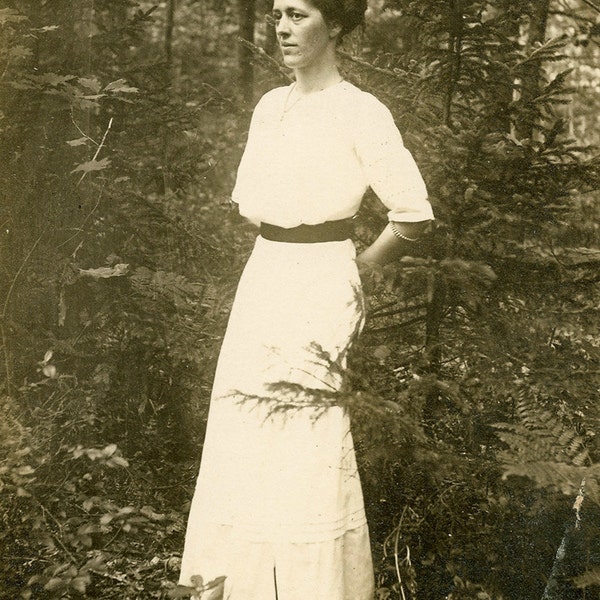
310;0;368;37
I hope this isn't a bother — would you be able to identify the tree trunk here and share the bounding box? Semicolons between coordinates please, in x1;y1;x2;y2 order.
542;482;589;600
444;0;464;128
263;0;277;55
515;0;550;139
0;0;81;393
487;0;522;134
239;0;256;101
425;275;447;373
165;0;176;67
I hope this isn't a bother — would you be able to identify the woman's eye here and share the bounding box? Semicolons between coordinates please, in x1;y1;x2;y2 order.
268;9;305;26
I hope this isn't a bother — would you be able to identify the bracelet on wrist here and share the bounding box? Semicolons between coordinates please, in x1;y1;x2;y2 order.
389;221;420;243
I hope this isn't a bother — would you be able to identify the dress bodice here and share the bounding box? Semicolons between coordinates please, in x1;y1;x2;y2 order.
232;80;434;228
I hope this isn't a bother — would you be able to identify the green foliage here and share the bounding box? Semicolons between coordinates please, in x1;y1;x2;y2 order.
169;574;226;599
0;2;239;598
573;567;600;590
0;380;188;598
3;357;205;595
496;392;600;502
337;1;600;597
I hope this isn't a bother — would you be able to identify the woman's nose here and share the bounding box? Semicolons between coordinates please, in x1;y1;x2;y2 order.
276;14;291;35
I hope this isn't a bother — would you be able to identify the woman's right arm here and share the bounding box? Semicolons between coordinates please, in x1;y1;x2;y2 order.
354;93;434;267
357;220;431;267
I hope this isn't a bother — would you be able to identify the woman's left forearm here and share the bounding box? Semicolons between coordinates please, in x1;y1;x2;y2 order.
357;220;431;266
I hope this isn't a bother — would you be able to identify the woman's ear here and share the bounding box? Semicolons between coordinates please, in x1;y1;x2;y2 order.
328;22;343;39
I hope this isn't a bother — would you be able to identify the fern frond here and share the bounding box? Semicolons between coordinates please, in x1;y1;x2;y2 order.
573;567;600;590
501;461;600;503
572;449;590;467
495;423;556;461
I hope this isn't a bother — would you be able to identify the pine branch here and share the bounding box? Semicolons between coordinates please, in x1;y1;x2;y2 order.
237;38;292;84
366;315;427;335
580;0;600;14
337;50;411;83
370;302;429;320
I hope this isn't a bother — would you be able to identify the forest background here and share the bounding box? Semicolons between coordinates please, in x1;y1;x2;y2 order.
1;0;600;598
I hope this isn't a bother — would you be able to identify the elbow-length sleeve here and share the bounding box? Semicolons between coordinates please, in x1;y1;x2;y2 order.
354;94;434;223
230;94;271;225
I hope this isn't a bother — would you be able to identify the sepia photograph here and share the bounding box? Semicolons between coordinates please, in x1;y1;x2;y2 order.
1;1;599;598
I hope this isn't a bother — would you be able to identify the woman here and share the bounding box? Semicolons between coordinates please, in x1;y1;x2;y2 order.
179;1;434;598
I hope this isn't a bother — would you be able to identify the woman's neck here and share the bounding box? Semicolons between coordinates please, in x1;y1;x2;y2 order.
293;57;342;94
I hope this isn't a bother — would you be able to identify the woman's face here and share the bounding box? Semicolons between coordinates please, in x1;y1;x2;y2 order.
272;0;339;71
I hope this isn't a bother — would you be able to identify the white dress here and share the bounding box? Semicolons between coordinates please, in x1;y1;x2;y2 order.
179;81;434;600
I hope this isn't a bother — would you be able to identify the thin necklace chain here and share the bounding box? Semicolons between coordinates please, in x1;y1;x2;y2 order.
282;83;305;115
281;78;344;119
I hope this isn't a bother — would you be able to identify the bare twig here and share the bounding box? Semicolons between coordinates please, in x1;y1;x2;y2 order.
32;497;78;563
76;117;113;186
70;111;99;145
1;235;43;321
0;57;11;82
382;506;415;600
1;233;44;395
393;518;408;600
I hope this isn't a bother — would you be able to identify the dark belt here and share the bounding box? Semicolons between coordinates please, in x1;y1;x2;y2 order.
260;218;353;243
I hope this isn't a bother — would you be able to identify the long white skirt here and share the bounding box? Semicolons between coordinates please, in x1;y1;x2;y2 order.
179;236;374;600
